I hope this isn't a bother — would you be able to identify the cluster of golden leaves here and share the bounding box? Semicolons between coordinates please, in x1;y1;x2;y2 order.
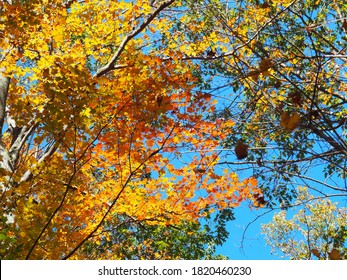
0;0;262;259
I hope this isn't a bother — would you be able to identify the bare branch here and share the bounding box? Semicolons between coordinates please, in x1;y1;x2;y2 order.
307;123;347;155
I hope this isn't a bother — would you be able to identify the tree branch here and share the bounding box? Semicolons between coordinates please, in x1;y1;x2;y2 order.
62;126;175;259
95;0;175;77
307;123;347;156
9;121;38;167
19;141;59;184
0;73;10;134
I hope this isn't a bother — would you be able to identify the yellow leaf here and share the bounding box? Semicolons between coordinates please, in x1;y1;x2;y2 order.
80;107;91;117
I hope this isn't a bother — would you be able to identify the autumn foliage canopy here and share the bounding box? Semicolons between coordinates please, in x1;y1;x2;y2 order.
0;0;262;259
2;0;347;260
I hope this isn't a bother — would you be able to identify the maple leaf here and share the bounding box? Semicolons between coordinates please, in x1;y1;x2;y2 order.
247;70;261;81
280;112;301;132
258;58;274;76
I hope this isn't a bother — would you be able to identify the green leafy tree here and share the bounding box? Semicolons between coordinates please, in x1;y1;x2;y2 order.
262;187;347;260
172;0;347;258
176;0;347;205
81;208;233;260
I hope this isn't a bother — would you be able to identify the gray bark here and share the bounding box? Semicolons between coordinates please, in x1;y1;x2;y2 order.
0;73;10;134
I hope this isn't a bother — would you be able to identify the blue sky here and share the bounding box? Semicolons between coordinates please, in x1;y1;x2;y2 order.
217;204;277;259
